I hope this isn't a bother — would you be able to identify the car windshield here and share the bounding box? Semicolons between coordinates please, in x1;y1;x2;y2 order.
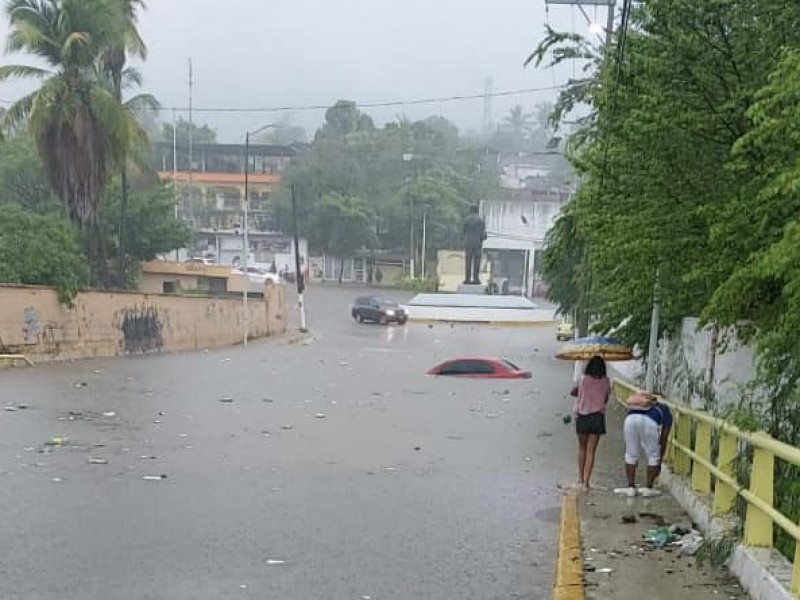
501;359;520;371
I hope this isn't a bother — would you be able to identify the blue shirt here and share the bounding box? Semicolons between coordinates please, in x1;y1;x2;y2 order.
647;403;672;429
627;402;673;429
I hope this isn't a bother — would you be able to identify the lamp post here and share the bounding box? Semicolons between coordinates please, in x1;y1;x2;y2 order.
242;123;276;346
402;153;415;278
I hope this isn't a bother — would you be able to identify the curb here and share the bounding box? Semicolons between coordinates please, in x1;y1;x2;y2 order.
407;318;554;328
553;492;584;600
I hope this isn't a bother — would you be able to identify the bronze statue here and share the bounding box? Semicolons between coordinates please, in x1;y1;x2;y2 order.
463;204;487;285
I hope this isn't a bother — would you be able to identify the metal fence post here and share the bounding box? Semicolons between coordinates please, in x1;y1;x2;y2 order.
713;430;738;515
744;439;774;547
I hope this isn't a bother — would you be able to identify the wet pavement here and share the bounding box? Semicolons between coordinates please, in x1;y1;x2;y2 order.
0;286;576;600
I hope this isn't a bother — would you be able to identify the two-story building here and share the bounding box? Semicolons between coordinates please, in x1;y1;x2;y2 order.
480;176;571;297
154;142;308;267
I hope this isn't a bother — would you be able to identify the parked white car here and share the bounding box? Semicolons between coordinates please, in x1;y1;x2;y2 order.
231;266;282;285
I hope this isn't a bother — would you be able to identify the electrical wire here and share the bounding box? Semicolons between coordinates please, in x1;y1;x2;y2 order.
0;84;567;114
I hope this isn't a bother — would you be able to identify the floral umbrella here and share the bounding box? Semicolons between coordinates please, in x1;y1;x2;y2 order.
555;335;634;361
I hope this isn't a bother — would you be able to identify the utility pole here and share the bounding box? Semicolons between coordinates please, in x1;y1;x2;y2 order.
644;270;661;393
172;109;179;262
243;130;251;346
187;58;195;249
402;153;415;278
421;209;428;280
291;185;308;332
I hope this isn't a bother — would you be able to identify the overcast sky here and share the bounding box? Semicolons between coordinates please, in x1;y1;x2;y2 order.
0;0;600;141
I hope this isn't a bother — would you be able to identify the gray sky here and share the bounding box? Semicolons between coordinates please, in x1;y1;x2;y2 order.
0;0;599;141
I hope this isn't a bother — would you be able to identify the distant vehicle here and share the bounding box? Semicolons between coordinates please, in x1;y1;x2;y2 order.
185;257;215;265
351;296;407;325
427;357;531;379
556;321;575;341
231;266;282;285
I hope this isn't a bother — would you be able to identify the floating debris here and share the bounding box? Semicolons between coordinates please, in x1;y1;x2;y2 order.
143;474;168;481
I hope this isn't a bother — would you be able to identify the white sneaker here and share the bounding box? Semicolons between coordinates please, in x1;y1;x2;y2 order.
640;487;661;498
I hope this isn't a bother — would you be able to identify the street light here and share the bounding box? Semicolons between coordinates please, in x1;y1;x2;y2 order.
242;123;277;346
402;152;415;278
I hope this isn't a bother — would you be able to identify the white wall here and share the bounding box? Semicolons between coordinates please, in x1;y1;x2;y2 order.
481;199;562;251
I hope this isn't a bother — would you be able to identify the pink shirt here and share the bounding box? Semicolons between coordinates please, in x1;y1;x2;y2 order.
574;376;610;415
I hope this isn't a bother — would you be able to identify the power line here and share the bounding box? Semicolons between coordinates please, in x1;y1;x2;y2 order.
0;84;567;114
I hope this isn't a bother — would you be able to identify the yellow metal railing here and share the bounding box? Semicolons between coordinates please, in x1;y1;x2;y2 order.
0;354;35;367
613;378;800;596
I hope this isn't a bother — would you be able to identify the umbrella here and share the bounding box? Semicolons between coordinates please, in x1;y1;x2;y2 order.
555;335;634;361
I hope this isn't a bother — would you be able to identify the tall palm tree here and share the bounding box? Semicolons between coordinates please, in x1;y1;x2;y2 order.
102;0;148;284
0;0;145;284
503;105;535;140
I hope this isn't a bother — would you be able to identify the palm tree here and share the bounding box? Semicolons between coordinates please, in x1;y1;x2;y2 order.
503;105;535;141
102;0;148;284
0;0;145;284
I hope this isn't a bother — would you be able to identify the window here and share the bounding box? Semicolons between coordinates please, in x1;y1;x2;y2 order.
162;281;177;294
438;360;495;376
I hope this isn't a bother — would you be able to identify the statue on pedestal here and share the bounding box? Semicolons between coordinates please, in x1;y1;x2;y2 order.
462;204;487;285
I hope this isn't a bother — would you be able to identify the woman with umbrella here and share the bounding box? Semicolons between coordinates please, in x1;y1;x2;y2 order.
561;337;634;491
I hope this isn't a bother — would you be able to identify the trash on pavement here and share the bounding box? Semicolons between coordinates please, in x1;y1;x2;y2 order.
562;414;573;424
88;457;108;465
281;424;294;430
51;477;64;483
644;527;677;548
102;411;116;418
621;514;638;524
595;567;614;574
45;437;69;446
219;397;234;403
143;474;168;481
677;531;704;556
315;413;326;419
75;382;88;388
4;406;18;412
265;559;285;565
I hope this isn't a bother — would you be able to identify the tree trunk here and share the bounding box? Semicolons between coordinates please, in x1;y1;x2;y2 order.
338;257;344;284
118;166;129;287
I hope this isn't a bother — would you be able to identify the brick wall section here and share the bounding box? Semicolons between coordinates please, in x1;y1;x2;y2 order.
0;284;286;362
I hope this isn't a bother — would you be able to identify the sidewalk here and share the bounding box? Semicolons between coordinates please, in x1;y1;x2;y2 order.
576;400;747;599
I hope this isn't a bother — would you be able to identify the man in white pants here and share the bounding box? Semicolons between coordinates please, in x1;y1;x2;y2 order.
619;393;673;498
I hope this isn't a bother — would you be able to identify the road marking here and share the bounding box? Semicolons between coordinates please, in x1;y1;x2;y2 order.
553;492;584;600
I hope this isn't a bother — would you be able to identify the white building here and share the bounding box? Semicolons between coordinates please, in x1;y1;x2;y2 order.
480;183;570;297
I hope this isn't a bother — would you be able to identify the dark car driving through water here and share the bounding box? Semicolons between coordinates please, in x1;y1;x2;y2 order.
351;296;408;325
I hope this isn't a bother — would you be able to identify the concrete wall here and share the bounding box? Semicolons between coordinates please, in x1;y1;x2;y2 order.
0;284;286;362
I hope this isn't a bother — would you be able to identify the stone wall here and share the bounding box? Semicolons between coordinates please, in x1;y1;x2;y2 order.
0;284;286;362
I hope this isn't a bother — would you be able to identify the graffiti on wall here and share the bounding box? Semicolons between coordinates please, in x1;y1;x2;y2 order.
23;306;40;343
120;307;164;355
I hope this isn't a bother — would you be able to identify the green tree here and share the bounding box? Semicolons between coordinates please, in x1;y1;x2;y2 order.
0;205;88;304
160;118;217;147
99;182;190;285
0;135;59;214
307;193;376;282
0;0;148;285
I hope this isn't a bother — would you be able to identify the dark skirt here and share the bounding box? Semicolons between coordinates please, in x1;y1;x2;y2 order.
576;412;606;435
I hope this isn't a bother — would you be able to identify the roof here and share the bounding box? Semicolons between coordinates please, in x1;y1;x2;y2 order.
152;141;299;157
158;171;281;185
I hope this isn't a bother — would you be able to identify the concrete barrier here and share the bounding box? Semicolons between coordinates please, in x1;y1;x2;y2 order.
0;284;286;362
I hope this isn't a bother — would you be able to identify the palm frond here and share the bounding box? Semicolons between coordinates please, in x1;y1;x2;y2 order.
0;89;38;133
120;66;143;90
124;92;159;115
0;64;51;81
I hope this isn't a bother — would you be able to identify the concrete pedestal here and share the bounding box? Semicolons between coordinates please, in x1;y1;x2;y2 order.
456;284;486;295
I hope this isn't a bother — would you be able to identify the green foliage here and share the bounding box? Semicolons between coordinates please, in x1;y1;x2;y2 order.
306;193;376;259
0;135;59;214
160;118;217;147
278;102;498;263
532;0;800;562
100;181;190;268
0;205;88;304
393;276;437;292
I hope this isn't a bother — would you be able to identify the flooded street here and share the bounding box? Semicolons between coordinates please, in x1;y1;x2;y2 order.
0;287;574;600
